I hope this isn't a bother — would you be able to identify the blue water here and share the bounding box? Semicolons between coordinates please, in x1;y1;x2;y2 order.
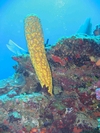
0;0;100;80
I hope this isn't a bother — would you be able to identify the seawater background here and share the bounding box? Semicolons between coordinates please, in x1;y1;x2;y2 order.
0;0;100;80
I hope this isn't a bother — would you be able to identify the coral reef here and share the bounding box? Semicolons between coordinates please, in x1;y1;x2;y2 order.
0;34;100;133
1;15;100;132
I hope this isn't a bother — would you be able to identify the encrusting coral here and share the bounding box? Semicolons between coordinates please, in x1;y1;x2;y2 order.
24;15;52;95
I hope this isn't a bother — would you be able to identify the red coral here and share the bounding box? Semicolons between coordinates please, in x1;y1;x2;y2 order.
93;112;100;117
51;54;66;66
73;126;82;133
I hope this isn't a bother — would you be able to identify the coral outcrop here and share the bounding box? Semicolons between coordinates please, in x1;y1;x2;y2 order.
0;15;100;132
0;34;100;133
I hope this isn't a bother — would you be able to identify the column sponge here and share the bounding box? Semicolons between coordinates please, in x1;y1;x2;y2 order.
25;15;52;95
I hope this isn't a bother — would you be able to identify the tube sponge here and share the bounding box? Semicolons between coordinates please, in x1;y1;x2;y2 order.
24;15;52;95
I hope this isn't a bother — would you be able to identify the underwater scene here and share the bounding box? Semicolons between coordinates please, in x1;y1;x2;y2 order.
0;0;100;133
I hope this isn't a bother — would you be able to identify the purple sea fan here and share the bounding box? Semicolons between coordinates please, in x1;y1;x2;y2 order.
95;88;100;100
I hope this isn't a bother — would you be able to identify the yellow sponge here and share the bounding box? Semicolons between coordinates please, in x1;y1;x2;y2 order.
25;15;52;95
